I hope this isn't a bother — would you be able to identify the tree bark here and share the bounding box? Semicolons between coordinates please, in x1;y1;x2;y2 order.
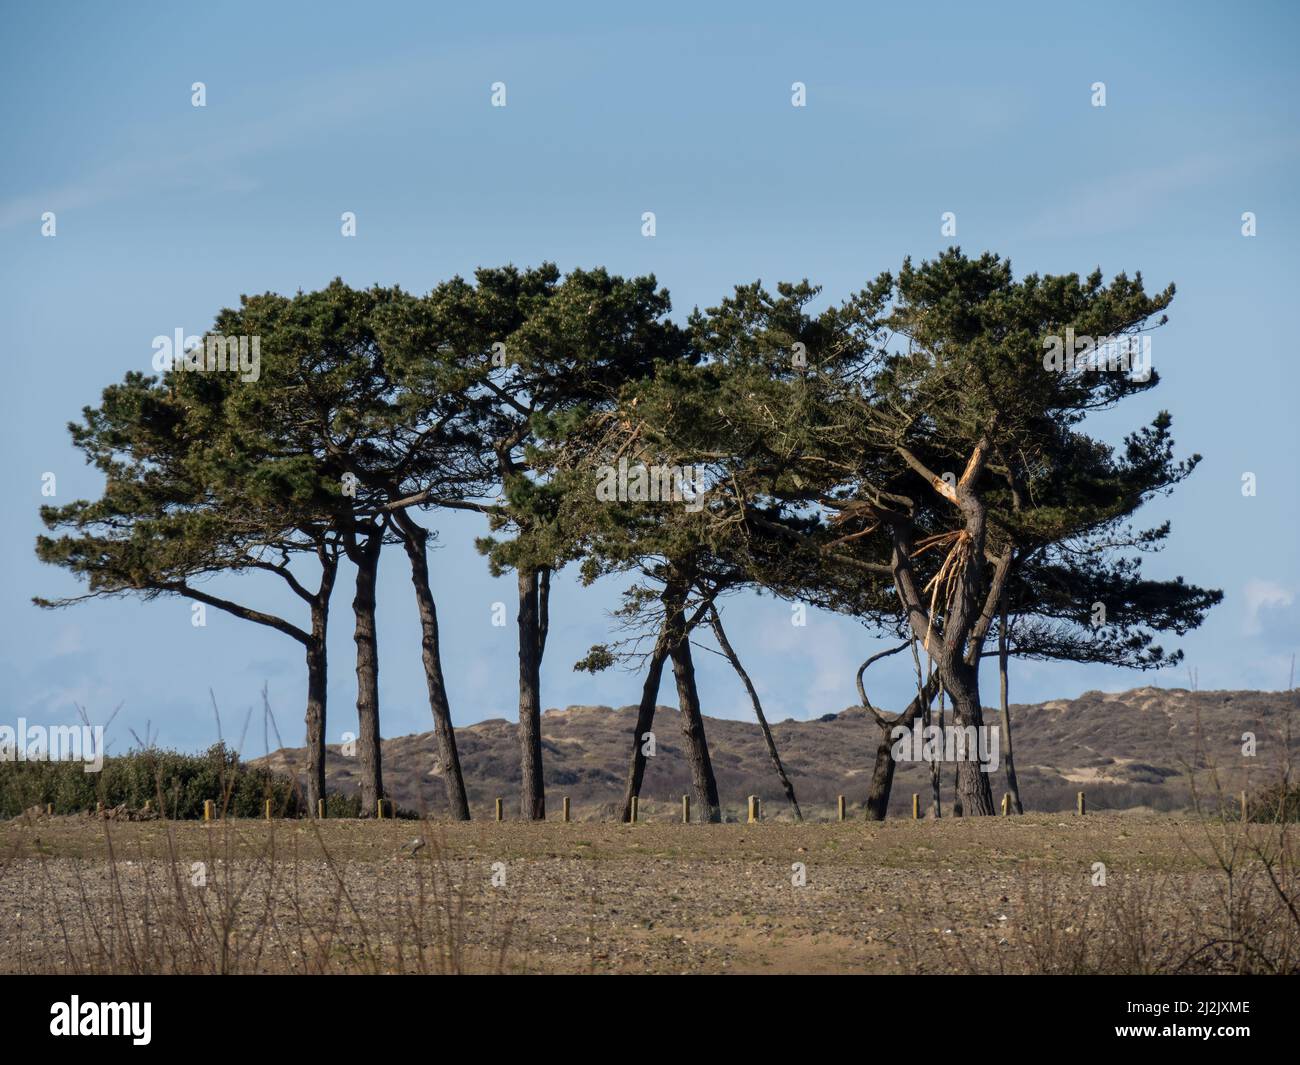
864;728;899;822
941;687;959;816
620;581;719;822
668;619;721;823
619;631;670;823
349;530;384;816
709;605;801;820
305;550;338;815
864;673;940;819
517;566;545;820
912;637;940;818
925;694;941;818
396;514;470;820
999;591;1024;814
941;660;995;815
304;630;329;813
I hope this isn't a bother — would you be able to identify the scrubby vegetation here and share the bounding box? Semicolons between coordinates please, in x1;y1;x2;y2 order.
0;743;359;820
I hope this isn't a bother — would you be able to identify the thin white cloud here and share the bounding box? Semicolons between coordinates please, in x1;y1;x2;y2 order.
1243;578;1294;636
751;610;868;719
1023;136;1300;240
1025;153;1229;240
0;54;438;230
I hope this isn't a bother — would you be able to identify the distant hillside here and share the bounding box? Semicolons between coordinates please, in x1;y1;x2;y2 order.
258;688;1299;819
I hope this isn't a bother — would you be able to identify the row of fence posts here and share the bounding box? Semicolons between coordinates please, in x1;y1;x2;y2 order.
69;789;1258;822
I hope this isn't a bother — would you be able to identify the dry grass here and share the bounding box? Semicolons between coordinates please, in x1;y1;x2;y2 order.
2;812;1296;974
0;816;519;974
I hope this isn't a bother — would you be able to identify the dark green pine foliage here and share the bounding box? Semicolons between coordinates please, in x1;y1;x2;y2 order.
621;253;1220;816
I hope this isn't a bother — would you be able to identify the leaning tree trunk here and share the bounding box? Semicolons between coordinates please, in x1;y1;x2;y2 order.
620;631;670;823
864;728;899;822
516;566;545;821
351;533;384;817
709;606;801;820
999;592;1024;814
397;515;470;820
865;673;940;819
668;622;721;823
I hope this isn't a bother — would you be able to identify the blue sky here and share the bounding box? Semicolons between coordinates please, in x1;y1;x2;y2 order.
2;0;1297;757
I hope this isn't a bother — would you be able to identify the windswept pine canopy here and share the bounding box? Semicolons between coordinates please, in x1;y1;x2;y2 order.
36;253;1220;820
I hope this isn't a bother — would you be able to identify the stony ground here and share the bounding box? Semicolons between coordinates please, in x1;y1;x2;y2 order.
0;812;1292;974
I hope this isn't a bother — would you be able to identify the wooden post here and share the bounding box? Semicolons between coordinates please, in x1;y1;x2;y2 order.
143;799;151;813
495;797;503;822
837;795;846;822
1076;791;1086;816
96;801;104;816
562;796;571;822
265;798;273;821
45;803;53;816
911;793;919;820
630;795;639;823
203;799;214;822
1001;793;1010;816
747;795;758;823
682;794;690;823
317;798;325;819
1240;790;1249;821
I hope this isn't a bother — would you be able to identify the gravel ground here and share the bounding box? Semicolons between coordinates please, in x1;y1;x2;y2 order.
0;813;1290;974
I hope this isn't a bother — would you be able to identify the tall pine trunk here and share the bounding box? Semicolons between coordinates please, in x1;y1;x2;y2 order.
517;566;545;820
304;637;328;813
303;551;336;814
999;592;1024;814
926;695;941;817
351;531;384;816
668;625;721;823
941;660;995;815
397;515;470;820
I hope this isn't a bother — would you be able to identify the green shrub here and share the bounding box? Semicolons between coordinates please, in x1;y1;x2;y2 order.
0;743;315;819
